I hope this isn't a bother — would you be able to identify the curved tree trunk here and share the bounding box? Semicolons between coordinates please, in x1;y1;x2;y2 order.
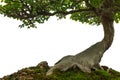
46;9;115;76
101;9;114;51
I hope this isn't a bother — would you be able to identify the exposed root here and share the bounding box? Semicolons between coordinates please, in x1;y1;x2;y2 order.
46;41;105;76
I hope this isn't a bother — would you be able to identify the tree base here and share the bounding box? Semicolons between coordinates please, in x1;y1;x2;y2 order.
1;62;120;80
46;41;105;76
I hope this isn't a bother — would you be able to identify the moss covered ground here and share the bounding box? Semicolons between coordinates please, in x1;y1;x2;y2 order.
1;64;120;80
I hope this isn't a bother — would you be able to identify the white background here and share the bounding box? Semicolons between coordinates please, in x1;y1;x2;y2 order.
0;15;120;78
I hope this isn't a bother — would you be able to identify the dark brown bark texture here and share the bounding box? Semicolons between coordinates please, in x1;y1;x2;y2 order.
46;0;115;75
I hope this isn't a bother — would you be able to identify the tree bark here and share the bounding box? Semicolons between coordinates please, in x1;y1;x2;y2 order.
101;9;114;51
100;0;115;51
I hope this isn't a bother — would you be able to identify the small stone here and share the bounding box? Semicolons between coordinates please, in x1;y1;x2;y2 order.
37;61;49;69
101;66;110;72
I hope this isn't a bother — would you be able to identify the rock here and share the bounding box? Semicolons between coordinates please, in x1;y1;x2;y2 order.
101;66;110;72
37;61;49;69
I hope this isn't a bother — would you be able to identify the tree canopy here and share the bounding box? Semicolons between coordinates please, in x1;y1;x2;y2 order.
0;0;120;28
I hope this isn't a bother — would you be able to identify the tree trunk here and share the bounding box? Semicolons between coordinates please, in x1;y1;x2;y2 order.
46;9;115;76
101;9;114;51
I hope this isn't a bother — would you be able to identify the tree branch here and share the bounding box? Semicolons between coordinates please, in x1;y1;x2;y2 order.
84;0;94;9
84;0;99;16
37;9;93;16
10;8;93;20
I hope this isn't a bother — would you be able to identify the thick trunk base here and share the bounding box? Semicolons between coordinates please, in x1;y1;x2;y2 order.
46;41;105;76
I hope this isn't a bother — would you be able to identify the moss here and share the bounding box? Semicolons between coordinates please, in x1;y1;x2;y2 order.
1;65;120;80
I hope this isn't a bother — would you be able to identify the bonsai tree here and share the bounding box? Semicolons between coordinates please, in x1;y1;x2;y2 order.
0;0;120;75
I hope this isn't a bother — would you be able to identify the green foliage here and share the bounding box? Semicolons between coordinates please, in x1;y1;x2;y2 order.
0;0;120;28
70;12;101;25
89;0;104;8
